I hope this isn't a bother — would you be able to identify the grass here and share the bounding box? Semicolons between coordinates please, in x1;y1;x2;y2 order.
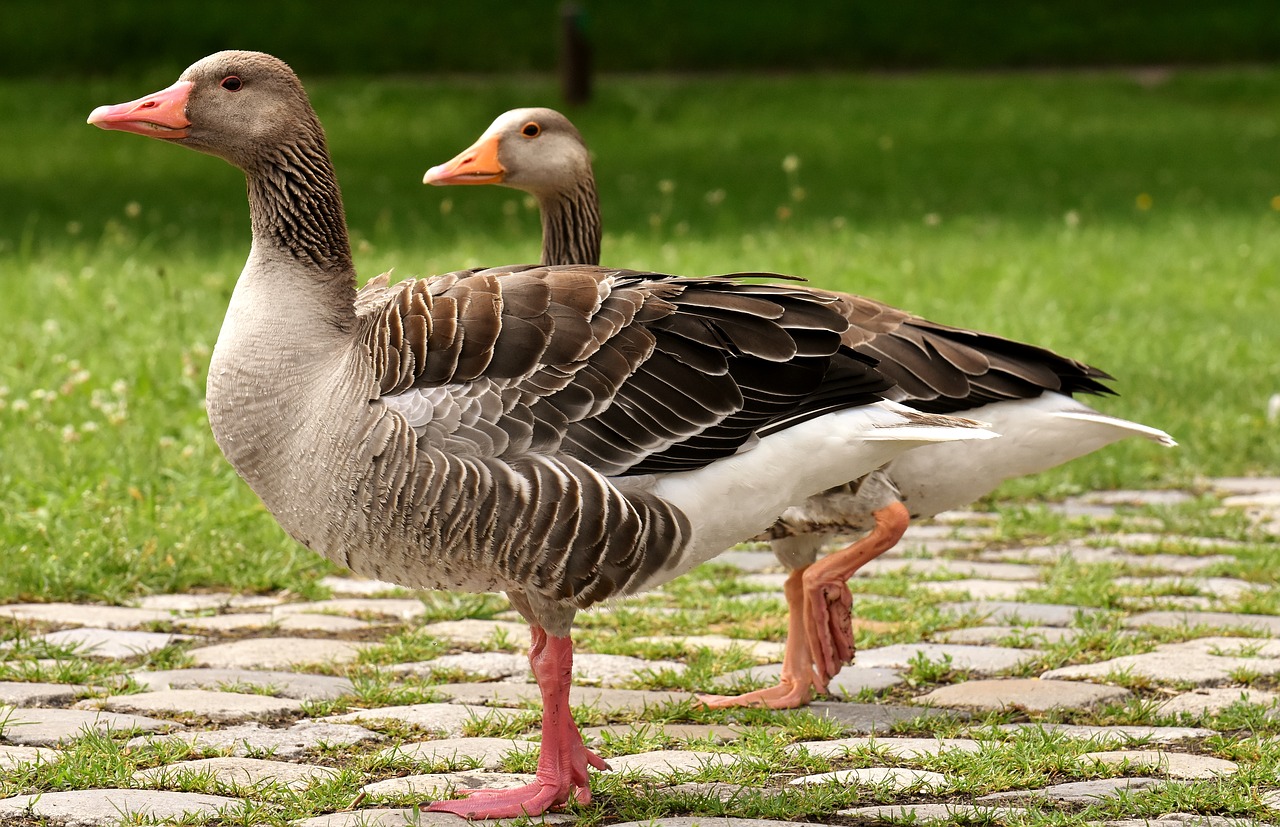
1;65;1278;608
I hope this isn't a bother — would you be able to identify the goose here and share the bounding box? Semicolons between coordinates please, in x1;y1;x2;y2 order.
88;52;996;818
424;107;1176;710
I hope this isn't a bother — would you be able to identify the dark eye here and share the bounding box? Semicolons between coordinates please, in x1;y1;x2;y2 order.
520;122;541;138
220;76;243;92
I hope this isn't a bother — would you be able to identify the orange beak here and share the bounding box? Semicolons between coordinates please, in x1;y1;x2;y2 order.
87;81;193;139
423;133;505;186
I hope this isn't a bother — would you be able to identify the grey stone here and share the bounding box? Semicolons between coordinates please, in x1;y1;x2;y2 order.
1042;643;1280;686
1079;489;1196;507
361;771;536;798
128;720;381;759
572;652;687;685
855;642;1041;673
0;603;174;629
1083;749;1239;778
1086;533;1246;551
861;558;1042;580
839;803;1023;822
188;637;371;670
421;619;531;648
712;662;904;696
171;613;277;632
582;723;755;745
130;667;354;701
0;788;243;826
376;737;536;769
393;652;528;681
1158;687;1280;716
0;681;84;707
981;546;1235;573
915;678;1130;711
808;701;961;732
740;573;789;590
603;749;741;775
938;600;1103;627
322;703;519;736
915;579;1031;599
1123;611;1280;635
936;625;1080;645
612;820;815;827
31;627;190;659
1101;815;1264;827
0;705;180;746
661;783;770;803
786;736;982;759
1222;491;1280;509
1113;576;1263;600
295;810;574;827
84;688;305;723
993;723;1215;744
1210;476;1280;495
273;597;427;620
789;767;949;791
431;682;691;711
276;613;375;633
978;777;1161;802
715;550;783;572
318;575;409;596
0;744;58;769
133;593;245;611
632;634;785;662
135;756;340;790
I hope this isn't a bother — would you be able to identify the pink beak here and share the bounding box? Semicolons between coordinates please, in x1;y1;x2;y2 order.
88;81;194;139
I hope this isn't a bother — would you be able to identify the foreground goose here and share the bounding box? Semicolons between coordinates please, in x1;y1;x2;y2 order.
425;107;1176;709
89;53;996;817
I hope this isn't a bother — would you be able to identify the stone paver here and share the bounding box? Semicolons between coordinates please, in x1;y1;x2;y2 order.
790;766;949;791
0;744;58;769
188;637;371;670
993;723;1215;743
1083;749;1239;778
29;627;190;659
978;777;1162;802
808;701;962;732
855;642;1041;673
914;579;1031;599
421;619;532;648
1157;687;1280;716
712;662;904;695
431;682;691;711
362;771;537;798
936;625;1080;645
393;651;686;686
84;688;305;723
938;600;1103;626
0;680;85;706
0;789;244;826
583;723;756;744
611;820;815;827
135;755;340;790
1123;611;1280;634
1101;815;1265;827
317;575;408;596
131;667;354;701
377;737;536;769
915;677;1131;711
0;603;174;629
787;736;982;759
603;749;741;775
633;634;786;662
861;558;1042;580
840;803;1024;822
296;811;574;827
322;703;521;736
129;720;381;758
0;705;180;746
1043;637;1280;686
273;597;427;620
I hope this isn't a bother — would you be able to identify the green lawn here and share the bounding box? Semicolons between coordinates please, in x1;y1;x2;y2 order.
1;67;1277;602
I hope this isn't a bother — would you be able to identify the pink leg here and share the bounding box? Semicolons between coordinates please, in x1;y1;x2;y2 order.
803;501;909;686
427;627;609;818
698;568;822;709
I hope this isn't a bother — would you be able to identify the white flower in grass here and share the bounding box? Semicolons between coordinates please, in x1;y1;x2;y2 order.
1064;210;1081;228
41;319;59;336
12;399;28;413
923;212;941;227
61;425;79;443
657;179;676;195
781;154;800;174
438;197;453;216
81;421;99;433
111;380;128;396
125;201;142;218
704;189;726;206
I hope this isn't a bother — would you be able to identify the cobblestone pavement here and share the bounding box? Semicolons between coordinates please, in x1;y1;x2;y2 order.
1;478;1278;826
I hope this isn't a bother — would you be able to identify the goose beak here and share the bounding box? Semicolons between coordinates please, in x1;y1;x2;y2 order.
424;134;505;185
88;81;193;139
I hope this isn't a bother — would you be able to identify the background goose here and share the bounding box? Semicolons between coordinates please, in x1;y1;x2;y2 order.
424;106;1176;709
88;52;993;817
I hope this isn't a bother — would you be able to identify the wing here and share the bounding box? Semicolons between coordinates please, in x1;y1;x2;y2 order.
819;290;1116;414
356;266;891;477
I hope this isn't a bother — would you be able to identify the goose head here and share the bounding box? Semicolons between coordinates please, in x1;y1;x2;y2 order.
424;107;593;200
88;50;320;170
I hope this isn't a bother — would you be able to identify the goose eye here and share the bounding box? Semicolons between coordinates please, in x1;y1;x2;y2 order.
520;122;541;138
220;76;243;92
